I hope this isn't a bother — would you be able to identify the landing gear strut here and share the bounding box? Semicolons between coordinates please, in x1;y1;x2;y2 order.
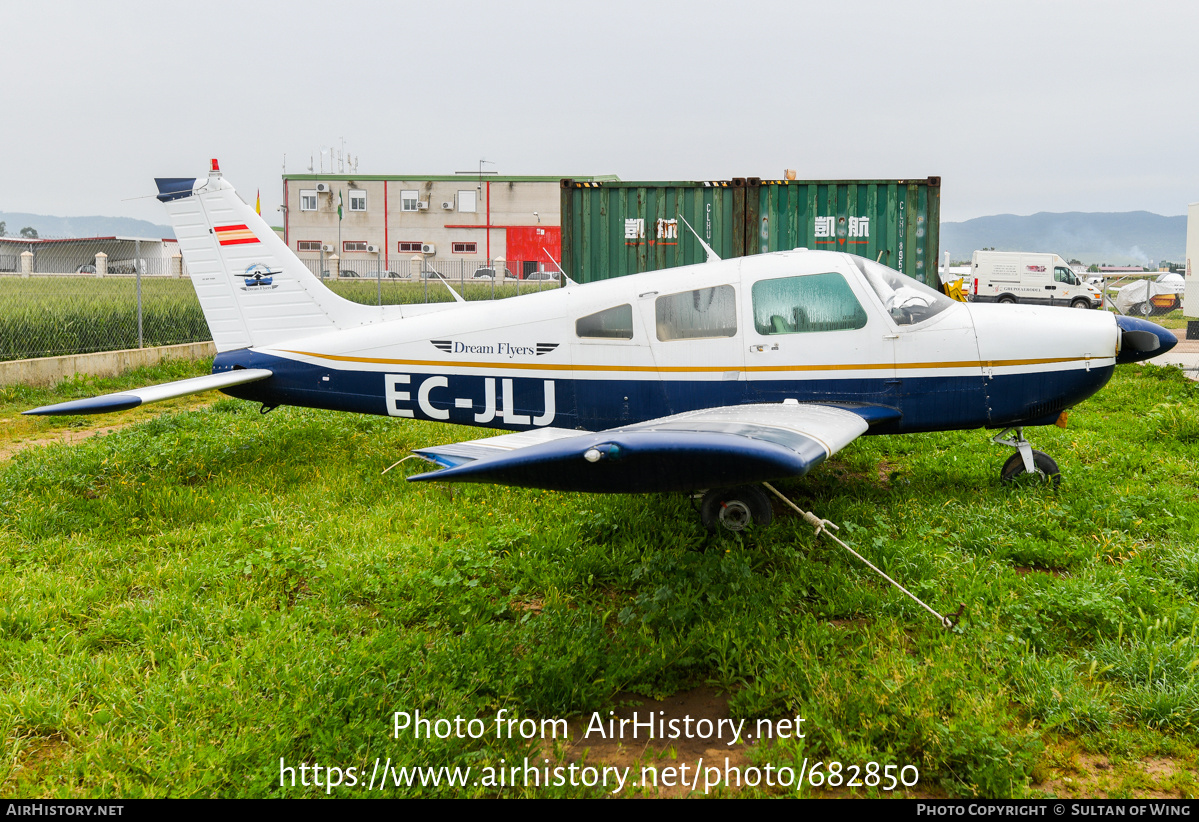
992;427;1061;487
699;485;774;533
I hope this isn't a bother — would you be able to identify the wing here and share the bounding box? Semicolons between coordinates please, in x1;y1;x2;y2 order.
409;402;882;493
23;369;273;416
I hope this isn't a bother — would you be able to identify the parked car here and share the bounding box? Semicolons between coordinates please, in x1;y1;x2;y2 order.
524;270;560;281
472;266;514;280
75;264;97;275
106;259;148;276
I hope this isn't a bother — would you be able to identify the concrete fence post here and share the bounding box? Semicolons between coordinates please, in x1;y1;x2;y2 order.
330;254;340;278
20;251;33;277
95;252;107;278
170;253;183;278
410;254;422;279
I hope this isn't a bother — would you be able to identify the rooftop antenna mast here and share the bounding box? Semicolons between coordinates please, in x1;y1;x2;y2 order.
478;158;494;191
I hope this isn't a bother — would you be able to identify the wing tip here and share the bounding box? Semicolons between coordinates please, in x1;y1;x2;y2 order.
24;395;142;416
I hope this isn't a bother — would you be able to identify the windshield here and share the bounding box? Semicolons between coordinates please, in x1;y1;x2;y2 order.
850;256;954;325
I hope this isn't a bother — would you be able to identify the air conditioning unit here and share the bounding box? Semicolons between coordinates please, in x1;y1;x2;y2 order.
421;243;436;255
416;201;429;210
366;244;379;254
321;243;334;253
441;201;454;210
315;183;331;193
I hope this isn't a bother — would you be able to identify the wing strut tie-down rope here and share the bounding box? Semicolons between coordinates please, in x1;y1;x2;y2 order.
762;482;964;630
382;455;423;475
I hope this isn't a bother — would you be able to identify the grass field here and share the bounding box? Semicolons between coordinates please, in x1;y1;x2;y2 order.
0;277;559;362
1;360;1197;799
0;278;209;361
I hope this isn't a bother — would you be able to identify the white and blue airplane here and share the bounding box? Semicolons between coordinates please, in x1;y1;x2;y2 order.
27;162;1178;531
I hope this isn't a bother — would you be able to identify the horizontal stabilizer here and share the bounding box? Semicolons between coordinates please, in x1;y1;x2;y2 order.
24;368;273;416
411;403;869;493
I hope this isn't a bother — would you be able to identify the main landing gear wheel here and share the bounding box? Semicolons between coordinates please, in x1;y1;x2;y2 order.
700;485;773;533
999;449;1061;487
1136;301;1154;317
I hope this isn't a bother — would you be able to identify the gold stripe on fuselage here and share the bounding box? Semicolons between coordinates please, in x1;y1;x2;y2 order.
278;349;1094;374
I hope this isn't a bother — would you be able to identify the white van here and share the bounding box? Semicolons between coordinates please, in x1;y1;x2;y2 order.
969;251;1102;309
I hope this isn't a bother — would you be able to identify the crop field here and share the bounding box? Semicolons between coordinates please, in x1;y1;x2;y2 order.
0;278;209;361
0;276;559;362
0;360;1197;798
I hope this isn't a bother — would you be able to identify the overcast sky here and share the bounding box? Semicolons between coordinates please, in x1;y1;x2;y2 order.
2;0;1196;224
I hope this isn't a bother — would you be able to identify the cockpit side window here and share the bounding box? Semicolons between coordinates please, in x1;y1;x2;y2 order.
751;272;867;335
655;285;737;341
576;304;634;340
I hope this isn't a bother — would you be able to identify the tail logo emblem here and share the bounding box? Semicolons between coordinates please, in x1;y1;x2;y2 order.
241;264;279;291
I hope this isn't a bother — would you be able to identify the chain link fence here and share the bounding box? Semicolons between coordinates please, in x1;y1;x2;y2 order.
1;242;562;362
298;255;563;306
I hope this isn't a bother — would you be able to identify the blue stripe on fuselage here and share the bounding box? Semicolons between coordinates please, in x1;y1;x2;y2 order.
212;350;1114;434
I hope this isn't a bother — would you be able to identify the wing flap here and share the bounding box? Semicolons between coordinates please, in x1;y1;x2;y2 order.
23;368;274;416
410;403;869;493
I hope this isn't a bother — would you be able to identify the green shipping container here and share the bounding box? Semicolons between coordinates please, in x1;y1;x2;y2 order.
560;177;941;287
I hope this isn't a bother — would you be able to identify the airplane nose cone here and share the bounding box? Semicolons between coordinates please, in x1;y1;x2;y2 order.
1115;315;1178;364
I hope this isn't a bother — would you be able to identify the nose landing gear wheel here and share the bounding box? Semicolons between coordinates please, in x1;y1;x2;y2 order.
1000;449;1061;487
700;485;773;533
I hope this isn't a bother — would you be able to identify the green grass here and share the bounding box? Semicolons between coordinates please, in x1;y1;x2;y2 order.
0;361;1196;798
0;277;558;361
0;278;209;361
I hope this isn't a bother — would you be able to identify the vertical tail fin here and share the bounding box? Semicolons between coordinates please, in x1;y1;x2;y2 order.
157;163;379;352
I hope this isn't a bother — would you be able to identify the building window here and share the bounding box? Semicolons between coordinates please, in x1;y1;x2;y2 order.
300;190;318;211
297;240;323;252
343;241;368;253
398;241;424;253
349;190;367;212
452;242;477;254
457;190;477;213
401;190;420;211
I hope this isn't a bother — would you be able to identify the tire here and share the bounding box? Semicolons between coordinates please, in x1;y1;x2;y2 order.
1136;301;1153;317
998;295;1016;304
1070;298;1090;309
700;485;773;533
1000;449;1061;487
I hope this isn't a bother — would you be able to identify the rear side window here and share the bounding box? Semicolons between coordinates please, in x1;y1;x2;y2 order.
752;272;867;334
655;286;737;341
576;304;633;339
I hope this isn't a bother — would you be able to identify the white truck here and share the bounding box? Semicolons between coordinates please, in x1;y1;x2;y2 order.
969;251;1102;309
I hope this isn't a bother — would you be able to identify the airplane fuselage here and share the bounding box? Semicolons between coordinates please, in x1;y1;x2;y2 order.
212;250;1119;435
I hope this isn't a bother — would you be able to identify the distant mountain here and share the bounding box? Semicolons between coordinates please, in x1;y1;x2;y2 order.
940;212;1185;266
0;212;174;240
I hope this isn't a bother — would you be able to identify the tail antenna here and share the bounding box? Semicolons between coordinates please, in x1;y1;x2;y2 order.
678;215;720;263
